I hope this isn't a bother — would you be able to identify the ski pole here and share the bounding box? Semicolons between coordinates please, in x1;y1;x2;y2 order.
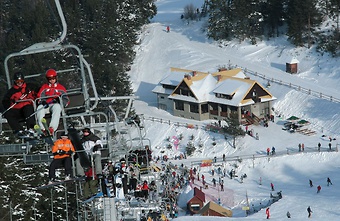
24;99;53;120
24;105;46;120
1;92;30;117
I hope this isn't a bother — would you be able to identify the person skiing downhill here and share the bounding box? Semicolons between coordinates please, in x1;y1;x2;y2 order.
266;207;270;219
327;177;332;186
317;185;321;193
307;206;312;218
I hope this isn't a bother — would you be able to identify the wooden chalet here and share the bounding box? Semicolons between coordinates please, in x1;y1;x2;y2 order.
198;201;233;217
152;67;276;124
187;187;206;215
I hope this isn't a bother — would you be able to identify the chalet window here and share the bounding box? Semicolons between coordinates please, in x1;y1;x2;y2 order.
210;103;218;111
179;85;189;96
190;204;201;211
190;103;199;113
201;104;208;113
175;101;184;111
163;84;176;90
159;104;167;110
215;93;233;100
160;96;164;99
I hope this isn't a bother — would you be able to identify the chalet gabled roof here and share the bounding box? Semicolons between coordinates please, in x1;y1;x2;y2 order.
193;187;205;202
212;68;246;79
152;68;208;95
153;67;276;106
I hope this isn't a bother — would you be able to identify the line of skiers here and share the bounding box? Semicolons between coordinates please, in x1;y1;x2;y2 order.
265;206;312;219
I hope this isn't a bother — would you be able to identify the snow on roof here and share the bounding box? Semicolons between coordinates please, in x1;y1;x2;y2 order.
212;68;246;79
190;74;217;102
151;85;173;94
155;67;275;106
287;57;300;64
159;71;188;86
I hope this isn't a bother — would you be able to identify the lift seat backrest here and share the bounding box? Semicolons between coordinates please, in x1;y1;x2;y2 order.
62;91;86;115
23;153;53;165
0;143;28;155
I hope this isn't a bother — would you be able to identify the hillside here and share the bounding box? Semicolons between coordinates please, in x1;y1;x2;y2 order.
127;0;340;220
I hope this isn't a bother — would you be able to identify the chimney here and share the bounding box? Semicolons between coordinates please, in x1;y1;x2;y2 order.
192;71;197;76
185;74;191;80
217;75;222;81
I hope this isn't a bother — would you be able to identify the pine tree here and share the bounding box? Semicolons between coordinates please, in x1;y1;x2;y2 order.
222;113;245;148
287;0;322;47
207;0;234;40
262;0;286;37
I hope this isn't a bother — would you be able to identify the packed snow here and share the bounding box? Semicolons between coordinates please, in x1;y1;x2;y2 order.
128;0;340;220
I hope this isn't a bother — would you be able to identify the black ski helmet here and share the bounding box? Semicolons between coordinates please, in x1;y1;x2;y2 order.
13;72;25;82
82;127;91;135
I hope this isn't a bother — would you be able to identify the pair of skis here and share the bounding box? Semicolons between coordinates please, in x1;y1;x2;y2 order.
33;118;54;145
37;177;85;189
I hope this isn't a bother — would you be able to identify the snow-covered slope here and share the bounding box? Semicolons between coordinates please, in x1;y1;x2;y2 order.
127;0;340;220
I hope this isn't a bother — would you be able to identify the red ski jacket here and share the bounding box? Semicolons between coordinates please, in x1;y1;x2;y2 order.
2;82;36;109
37;83;69;107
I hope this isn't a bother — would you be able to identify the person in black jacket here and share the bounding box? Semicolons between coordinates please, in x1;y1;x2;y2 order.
75;128;103;177
307;206;312;218
2;72;38;135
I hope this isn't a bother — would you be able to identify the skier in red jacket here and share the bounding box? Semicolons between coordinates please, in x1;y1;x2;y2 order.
2;72;37;136
36;69;69;134
266;207;270;219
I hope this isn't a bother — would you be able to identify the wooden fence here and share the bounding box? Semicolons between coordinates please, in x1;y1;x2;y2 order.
242;67;340;103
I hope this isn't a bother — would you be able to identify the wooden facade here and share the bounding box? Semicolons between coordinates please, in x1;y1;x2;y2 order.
187;187;206;215
153;68;276;124
199;201;233;217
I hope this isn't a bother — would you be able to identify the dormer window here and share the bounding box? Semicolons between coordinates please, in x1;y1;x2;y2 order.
215;93;233;100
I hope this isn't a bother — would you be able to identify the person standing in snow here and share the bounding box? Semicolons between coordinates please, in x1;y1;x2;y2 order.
266;207;270;219
286;211;291;218
266;148;270;155
307;206;312;218
327;177;332;186
220;179;224;191
317;185;321;193
166;26;170;32
212;178;216;187
271;146;276;155
318;142;321;151
309;179;313;187
271;182;275;191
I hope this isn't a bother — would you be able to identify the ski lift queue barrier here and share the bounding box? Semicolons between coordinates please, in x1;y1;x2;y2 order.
187;146;339;167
